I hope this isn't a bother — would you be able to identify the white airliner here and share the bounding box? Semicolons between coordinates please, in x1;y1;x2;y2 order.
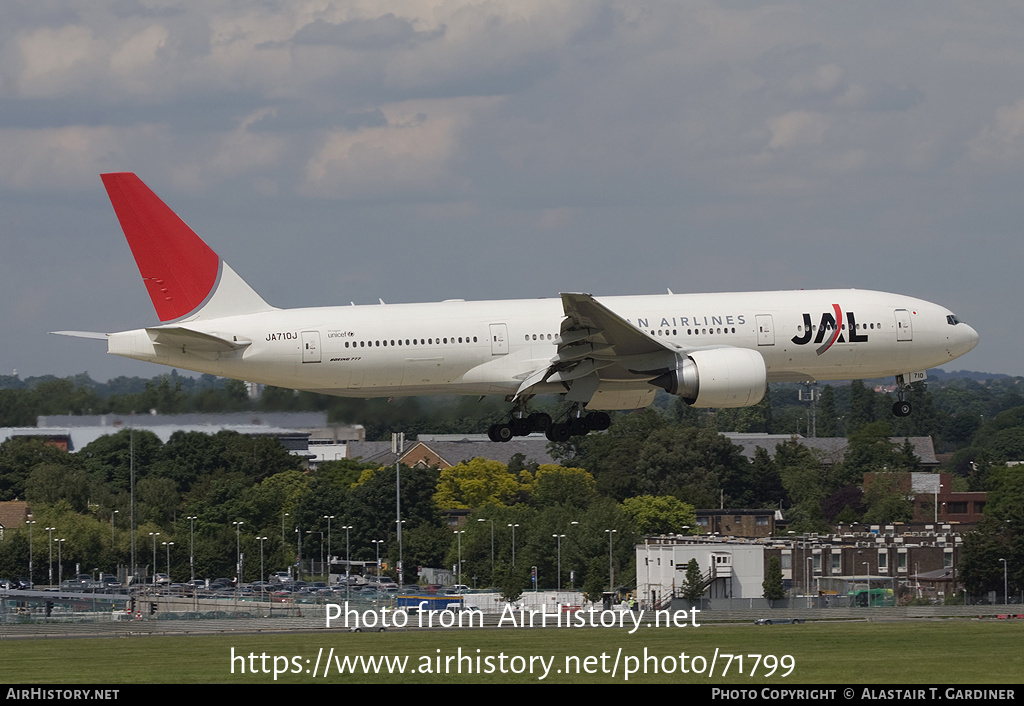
55;173;979;442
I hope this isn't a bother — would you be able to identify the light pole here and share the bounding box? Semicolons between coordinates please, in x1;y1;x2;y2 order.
26;519;36;586
295;527;302;581
862;561;869;606
149;532;160;579
282;511;289;544
454;530;465;587
395;519;406;582
324;515;335;578
553;534;566;592
1000;558;1008;605
110;510;117;547
233;521;244;584
46;526;55;586
341;525;353;597
508;523;519;567
186;515;197;582
258;536;268;583
162;541;174;579
57;538;66;585
934;483;943;524
478;518;494;586
371;540;384;578
605;529;617;591
307;531;324;579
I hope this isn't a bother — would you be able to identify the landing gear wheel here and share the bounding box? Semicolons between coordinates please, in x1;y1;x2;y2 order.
527;412;552;433
546;422;572;442
892;401;912;417
587;411;611;431
510;417;532;436
569;417;590;437
489;423;514;442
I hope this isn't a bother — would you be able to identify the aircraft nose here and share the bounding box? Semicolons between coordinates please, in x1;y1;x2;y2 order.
954;323;979;356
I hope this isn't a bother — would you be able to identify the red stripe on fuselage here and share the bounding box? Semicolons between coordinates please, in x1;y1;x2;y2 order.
101;173;220;323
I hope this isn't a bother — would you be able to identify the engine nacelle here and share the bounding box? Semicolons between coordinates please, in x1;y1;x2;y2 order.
649;347;766;408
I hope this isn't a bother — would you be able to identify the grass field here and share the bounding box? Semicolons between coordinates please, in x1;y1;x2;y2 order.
2;620;1022;684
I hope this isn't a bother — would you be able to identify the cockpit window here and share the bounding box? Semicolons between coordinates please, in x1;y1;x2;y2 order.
947;315;962;325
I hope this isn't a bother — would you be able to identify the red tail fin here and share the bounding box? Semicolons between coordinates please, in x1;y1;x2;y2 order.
101;173;221;323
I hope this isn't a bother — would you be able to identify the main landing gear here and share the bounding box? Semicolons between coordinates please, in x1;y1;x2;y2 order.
487;412;553;442
891;374;912;418
486;405;612;442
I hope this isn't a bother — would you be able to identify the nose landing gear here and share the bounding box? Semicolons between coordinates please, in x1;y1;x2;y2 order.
891;374;913;417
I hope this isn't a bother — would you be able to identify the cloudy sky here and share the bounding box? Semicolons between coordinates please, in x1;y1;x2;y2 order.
2;1;1021;382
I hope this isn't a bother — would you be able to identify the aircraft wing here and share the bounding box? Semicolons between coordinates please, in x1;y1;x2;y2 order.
558;292;675;358
514;292;679;400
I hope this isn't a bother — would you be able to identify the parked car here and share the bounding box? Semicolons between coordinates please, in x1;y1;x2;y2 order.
754;618;805;625
15;577;33;590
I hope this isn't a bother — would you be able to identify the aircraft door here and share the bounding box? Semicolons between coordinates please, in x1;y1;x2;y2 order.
489;323;508;356
755;314;775;346
301;330;321;363
894;309;913;342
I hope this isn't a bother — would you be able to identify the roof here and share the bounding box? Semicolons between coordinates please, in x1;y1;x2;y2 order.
0;501;30;529
347;436;558;468
723;433;938;466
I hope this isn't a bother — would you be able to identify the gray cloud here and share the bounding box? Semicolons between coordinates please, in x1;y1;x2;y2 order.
1;1;1020;379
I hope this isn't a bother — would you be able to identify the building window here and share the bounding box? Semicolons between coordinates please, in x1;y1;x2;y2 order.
755;516;769;526
696;517;709;526
781;553;792;570
812;553;821;571
898;551;908;571
946;501;968;514
878;551;888;571
831;553;841;573
943;549;953;569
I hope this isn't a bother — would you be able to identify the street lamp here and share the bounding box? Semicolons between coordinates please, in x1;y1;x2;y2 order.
371;539;384;578
553;534;566;592
306;531;324;579
605;529;617;591
257;536;268;583
282;511;289;544
186;515;198;582
454;530;466;587
149;532;160;579
508;523;519;567
46;526;56;586
478;518;494;586
324;516;335;576
110;510;118;547
56;538;66;585
233;521;244;584
295;527;302;581
1000;558;1008;605
341;525;353;598
162;541;174;579
26;519;36;586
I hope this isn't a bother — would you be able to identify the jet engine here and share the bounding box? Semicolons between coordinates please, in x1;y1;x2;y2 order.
649;347;766;408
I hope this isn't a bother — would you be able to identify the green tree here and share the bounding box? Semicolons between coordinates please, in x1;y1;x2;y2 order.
681;558;705;602
621;495;696;536
762;556;786;602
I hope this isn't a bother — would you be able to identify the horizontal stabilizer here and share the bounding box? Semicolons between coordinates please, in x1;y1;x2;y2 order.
146;327;251;353
50;330;109;340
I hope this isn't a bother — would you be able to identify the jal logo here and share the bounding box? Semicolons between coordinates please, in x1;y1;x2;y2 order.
791;305;868;355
